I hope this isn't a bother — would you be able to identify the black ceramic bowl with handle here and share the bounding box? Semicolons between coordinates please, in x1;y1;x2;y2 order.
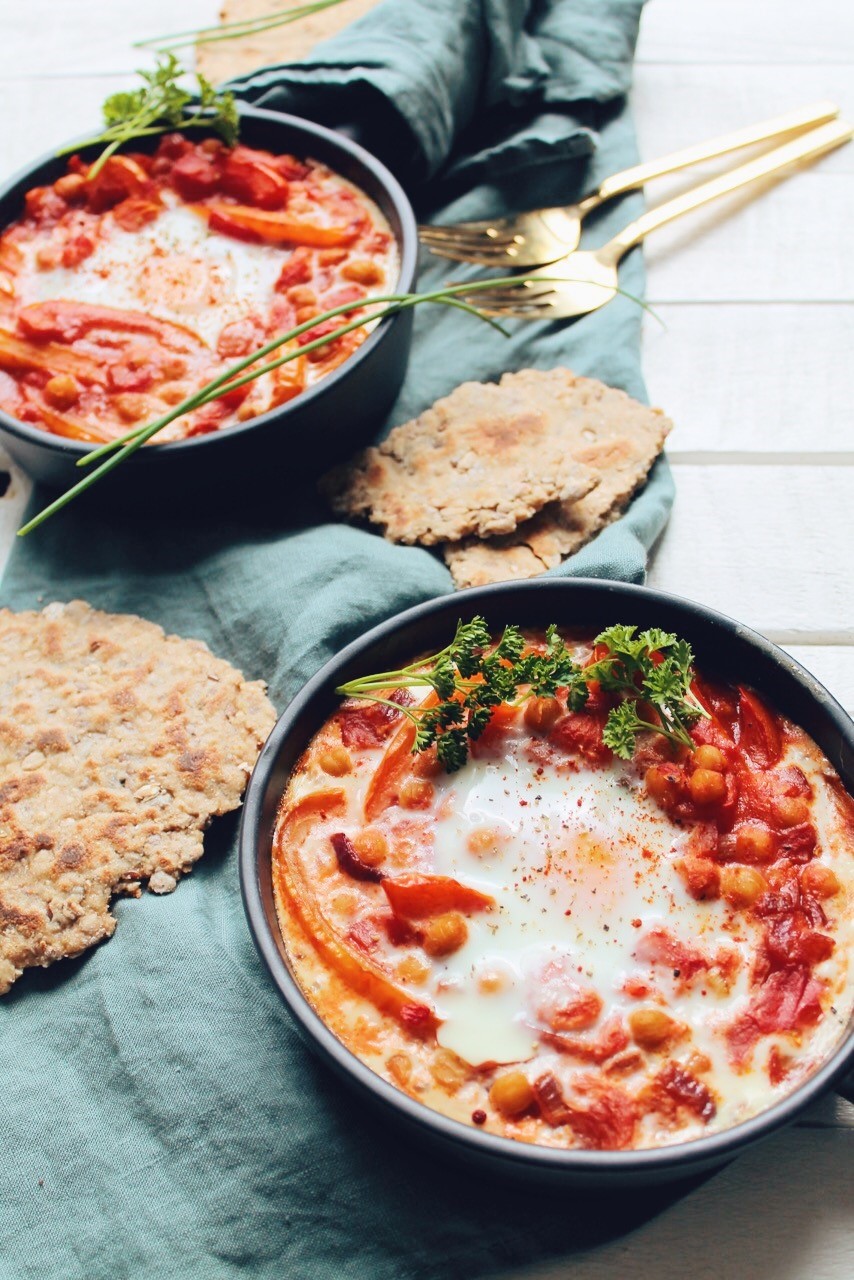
0;106;418;500
239;578;854;1187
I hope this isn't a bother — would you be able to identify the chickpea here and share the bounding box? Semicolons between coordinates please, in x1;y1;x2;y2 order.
467;827;501;857
645;765;680;807
55;173;85;201
236;401;260;422
352;828;388;867
35;244;61;270
331;890;359;916
399;778;434;809
318;744;353;776
395;955;430;986
772;795;810;827
288;286;317;307
431;1048;469;1091
158;380;192;406
735;824;776;864
689;768;728;806
160;356;188;380
387;1052;412;1086
489;1071;535;1119
693;744;726;773
628;1008;683;1050
342;259;384;286
115;393;154;423
43;374;80;410
413;748;442;778
523;696;562;734
800;863;840;899
295;306;317;325
720;864;767;907
422;912;468;957
477;969;507;994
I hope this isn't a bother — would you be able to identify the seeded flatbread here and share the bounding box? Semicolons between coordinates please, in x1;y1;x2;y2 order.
0;600;276;994
196;0;384;84
321;374;598;545
443;370;671;588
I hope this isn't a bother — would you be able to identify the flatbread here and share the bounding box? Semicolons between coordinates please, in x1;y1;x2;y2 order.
0;600;276;993
196;0;384;84
321;374;598;545
443;370;671;588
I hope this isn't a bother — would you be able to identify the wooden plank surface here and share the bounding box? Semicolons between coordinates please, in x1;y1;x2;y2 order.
644;304;854;456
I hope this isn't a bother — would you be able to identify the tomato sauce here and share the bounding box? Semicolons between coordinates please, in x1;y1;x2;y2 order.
272;636;853;1151
0;135;398;444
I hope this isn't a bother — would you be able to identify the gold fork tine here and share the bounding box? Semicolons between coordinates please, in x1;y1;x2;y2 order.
418;227;519;249
477;300;557;319
425;248;524;267
419;100;841;267
456;117;853;322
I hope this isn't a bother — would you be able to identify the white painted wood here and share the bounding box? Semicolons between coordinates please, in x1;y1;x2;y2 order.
783;646;854;715
643;304;854;456
634;172;854;302
0;0;219;78
497;1127;854;1280
633;64;854;175
0;79;130;175
647;465;854;640
636;0;854;65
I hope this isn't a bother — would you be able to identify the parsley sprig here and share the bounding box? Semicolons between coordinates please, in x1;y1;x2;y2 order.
582;624;706;757
336;619;707;771
58;55;239;179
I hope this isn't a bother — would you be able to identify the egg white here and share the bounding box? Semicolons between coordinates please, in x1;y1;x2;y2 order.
18;195;284;349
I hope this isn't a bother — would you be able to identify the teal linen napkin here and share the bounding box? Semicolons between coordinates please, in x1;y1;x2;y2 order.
0;3;684;1277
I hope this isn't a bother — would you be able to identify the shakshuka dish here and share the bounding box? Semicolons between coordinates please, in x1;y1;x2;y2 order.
0;135;398;443
272;628;853;1151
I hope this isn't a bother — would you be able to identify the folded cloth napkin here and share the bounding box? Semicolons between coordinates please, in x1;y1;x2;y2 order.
0;3;683;1278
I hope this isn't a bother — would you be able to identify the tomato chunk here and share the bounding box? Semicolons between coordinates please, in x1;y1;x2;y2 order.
541;1016;629;1064
221;147;289;210
86;155;150;213
382;873;494;919
737;687;782;769
171;151;222;201
205;202;361;247
273;791;440;1038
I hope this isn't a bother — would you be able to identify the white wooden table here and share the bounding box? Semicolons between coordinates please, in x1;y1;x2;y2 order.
0;1;850;1276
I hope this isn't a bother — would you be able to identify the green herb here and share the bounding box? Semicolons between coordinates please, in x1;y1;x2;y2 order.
581;625;705;757
59;54;239;179
336;618;707;771
136;1;349;54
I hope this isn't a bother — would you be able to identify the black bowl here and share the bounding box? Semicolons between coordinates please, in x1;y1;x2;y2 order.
0;106;418;499
239;579;854;1186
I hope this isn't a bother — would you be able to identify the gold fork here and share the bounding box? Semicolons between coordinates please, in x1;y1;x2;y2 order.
453;119;853;321
419;101;840;268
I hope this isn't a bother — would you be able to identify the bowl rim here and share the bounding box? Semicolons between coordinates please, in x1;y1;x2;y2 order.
238;577;854;1176
0;104;419;461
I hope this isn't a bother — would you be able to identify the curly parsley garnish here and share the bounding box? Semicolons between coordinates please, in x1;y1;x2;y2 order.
59;54;239;178
336;619;707;771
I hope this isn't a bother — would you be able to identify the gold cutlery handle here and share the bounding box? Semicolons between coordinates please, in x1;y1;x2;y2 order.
589;100;840;206
601;119;853;261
